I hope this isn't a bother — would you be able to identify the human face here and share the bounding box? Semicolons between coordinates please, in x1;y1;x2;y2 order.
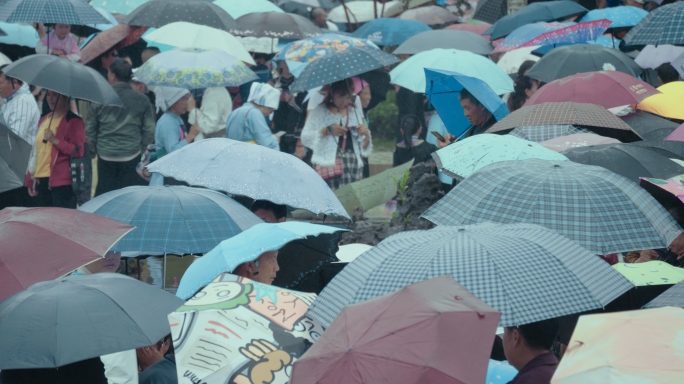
331;91;352;110
54;24;71;40
460;97;487;126
525;79;540;99
101;50;118;70
359;86;371;109
86;251;121;274
254;208;284;223
46;90;68;111
314;11;328;28
0;74;17;99
253;251;279;285
169;94;190;115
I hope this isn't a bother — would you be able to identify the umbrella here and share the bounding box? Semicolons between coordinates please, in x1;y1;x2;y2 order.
175;222;345;299
630;140;684;161
0;123;31;194
0;0;110;24
613;261;684;287
146;139;350;218
275;33;375;63
620;110;680;141
399;5;459;26
580;5;648;31
487;360;518;384
89;0;150;15
496;45;540;75
394;30;494;56
670;51;684;79
142;22;255;65
69;6;119;37
78;186;262;255
636;81;684;121
237;35;280;54
541;133;620;152
525;71;660;109
666;122;684;142
390;48;514;95
526;44;642;83
424;68;509;137
290;44;398;92
170;274;322;384
0;207;133;302
122;0;239;30
0;21;39;47
328;1;403;24
2;54;123;105
562;144;684;183
634;44;684;70
493;20;611;54
351;17;431;46
78;24;147;65
0;273;184;369
308;222;633;328
335;243;372;263
551;307;684;383
472;0;507;25
644;280;684;308
134;48;257;89
234;11;322;38
623;2;684;46
508;125;591;143
446;21;492;36
433;134;568;180
484;2;589;40
422;159;684;255
214;0;284;19
291;276;500;384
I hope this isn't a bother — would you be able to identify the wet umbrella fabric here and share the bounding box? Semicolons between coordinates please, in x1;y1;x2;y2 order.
328;1;403;23
0;21;39;47
78;186;262;255
473;0;507;25
634;44;684;70
122;0;239;29
484;2;589;40
0;273;184;369
580;5;648;31
541;133;620;152
620;110;680;141
509;125;591;143
394;30;494;56
493;20;611;54
89;0;149;15
307;223;633;328
445;22;492;37
630;140;684;162
214;0;283;19
398;5;459;26
623;2;684;46
234;11;322;38
78;24;147;65
0;0;110;24
351;17;430;46
636;81;684;121
421;159;683;255
0;123;31;194
644;279;684;308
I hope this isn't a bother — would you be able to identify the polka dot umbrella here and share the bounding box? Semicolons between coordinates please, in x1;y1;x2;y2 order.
122;0;239;30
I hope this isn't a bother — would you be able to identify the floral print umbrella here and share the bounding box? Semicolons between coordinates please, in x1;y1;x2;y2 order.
493;19;611;53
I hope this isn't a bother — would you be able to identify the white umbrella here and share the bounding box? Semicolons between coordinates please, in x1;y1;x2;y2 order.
635;44;684;69
328;1;403;23
143;21;255;65
0;52;11;66
496;45;541;75
214;0;283;19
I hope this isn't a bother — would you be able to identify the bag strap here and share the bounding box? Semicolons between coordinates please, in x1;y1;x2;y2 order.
70;145;80;160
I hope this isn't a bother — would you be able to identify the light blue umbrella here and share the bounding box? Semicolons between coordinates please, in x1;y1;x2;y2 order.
86;7;118;32
0;0;110;24
581;6;648;30
0;21;38;47
89;0;150;15
141;27;175;52
351;17;431;46
213;0;283;19
424;68;510;138
176;222;346;299
486;360;518;384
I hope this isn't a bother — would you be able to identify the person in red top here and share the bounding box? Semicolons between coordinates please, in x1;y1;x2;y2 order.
26;90;85;208
503;318;560;384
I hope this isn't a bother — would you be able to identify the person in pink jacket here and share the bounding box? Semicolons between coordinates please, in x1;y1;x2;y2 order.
35;23;81;62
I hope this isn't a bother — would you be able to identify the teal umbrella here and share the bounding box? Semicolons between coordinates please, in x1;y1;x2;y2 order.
89;0;150;15
390;48;513;95
432;134;569;180
213;0;283;19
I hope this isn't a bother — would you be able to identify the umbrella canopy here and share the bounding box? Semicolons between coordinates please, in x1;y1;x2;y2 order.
0;21;39;47
496;45;540;75
433;134;568;180
70;6;119;37
0;123;31;194
290;44;398;92
509;125;591;143
620;110;680;141
399;5;458;26
328;1;403;23
175;222;345;299
623;2;684;46
666;122;684;142
291;276;500;384
134;48;257;89
640;177;684;231
525;71;659;109
551;307;684;383
351;17;431;46
142;22;255;65
636;81;684;121
580;5;648;31
424;68;509;137
634;44;684;70
541;133;620;152
0;207;133;302
90;0;150;15
394;30;494;56
526;44;642;83
78;24;147;65
624;140;684;164
445;22;492;36
421;159;683;255
644;279;684;308
275;33;376;63
170;274;321;384
473;0;506;25
613;261;684;287
234;11;322;38
2;54;123;105
493;20;611;54
78;186;262;255
485;2;589;40
214;0;284;19
390;48;514;94
0;0;110;24
123;0;239;29
308;223;633;328
0;273;184;369
146;139;350;218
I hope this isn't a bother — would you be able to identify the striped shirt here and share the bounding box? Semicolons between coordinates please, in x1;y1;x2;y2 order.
0;83;40;146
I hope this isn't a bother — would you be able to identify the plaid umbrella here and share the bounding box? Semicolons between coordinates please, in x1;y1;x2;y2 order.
644;279;684;308
421;159;683;255
307;223;633;328
0;0;110;24
508;125;590;143
484;1;589;40
623;2;684;46
78;24;147;64
122;0;239;29
486;102;641;143
78;186;262;255
473;0;507;25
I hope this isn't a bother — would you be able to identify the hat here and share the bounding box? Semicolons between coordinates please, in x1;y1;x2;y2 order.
154;86;189;113
351;77;369;96
247;82;281;110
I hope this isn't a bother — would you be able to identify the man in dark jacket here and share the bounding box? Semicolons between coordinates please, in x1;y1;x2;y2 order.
503;318;560;384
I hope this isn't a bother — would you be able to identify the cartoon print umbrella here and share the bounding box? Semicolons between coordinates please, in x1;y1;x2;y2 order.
623;2;684;46
493;20;611;53
123;0;239;29
275;33;375;63
0;0;110;24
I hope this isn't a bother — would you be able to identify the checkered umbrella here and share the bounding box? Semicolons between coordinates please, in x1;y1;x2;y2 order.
623;2;684;46
473;0;507;25
307;223;634;328
78;186;262;255
508;125;590;143
0;0;110;24
644;280;684;309
421;159;683;255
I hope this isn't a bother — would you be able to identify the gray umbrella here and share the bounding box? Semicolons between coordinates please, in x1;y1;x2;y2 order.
0;273;184;369
621;110;680;141
123;0;239;29
393;30;493;56
0;123;31;194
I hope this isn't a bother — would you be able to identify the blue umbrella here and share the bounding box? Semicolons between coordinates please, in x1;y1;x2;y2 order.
351;17;431;46
0;21;38;47
580;5;648;30
424;68;509;138
176;222;347;299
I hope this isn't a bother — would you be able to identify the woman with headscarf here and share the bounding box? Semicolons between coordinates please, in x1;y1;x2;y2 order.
149;86;200;186
226;82;281;150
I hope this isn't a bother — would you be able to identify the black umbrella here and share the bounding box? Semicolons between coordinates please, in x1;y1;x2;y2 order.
526;44;642;84
0;123;31;194
122;0;239;29
359;69;391;111
272;231;343;289
2;54;123;106
473;0;507;25
233;11;322;39
630;140;684;161
393;30;493;56
484;1;589;40
563;144;684;183
621;110;680;141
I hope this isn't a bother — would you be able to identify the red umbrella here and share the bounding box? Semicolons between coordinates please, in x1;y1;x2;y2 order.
525;71;660;109
290;276;500;384
445;23;492;40
0;207;133;301
79;24;148;65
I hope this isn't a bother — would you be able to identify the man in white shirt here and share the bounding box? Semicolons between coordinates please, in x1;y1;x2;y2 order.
188;87;232;140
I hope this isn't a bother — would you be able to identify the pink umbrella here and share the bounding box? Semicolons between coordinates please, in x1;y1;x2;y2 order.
399;5;459;26
665;122;684;142
541;133;621;152
446;23;492;40
290;276;500;384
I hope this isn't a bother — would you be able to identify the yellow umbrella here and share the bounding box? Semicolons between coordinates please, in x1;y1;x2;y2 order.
552;307;684;383
613;261;684;286
637;81;684;120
